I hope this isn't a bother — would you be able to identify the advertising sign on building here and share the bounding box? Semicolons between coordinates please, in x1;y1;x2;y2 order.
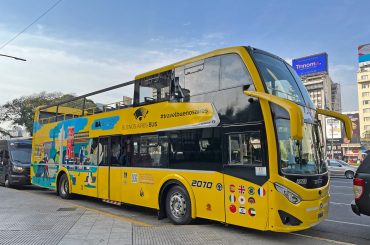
292;53;328;76
358;43;370;63
326;118;342;140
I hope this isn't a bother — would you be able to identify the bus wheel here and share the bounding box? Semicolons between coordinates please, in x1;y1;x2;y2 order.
165;185;192;225
59;174;72;199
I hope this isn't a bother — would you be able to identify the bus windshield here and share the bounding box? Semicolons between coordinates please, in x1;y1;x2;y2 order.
9;142;32;164
276;119;326;175
252;51;315;109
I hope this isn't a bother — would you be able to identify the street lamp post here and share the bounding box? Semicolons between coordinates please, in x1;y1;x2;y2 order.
331;120;334;159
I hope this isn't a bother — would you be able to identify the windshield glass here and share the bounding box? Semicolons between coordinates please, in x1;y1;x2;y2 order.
276;119;326;175
253;52;305;104
9;142;32;164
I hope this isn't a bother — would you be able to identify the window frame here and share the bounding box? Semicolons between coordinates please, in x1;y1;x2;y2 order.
225;131;264;167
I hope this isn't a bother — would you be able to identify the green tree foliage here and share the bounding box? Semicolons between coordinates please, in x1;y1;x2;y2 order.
0;91;97;136
0;92;67;135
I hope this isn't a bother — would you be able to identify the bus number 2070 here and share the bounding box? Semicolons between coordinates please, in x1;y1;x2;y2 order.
191;180;212;189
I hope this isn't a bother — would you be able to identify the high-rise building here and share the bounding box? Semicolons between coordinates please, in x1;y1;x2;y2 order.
357;43;370;140
292;53;336;111
292;53;343;159
331;83;342;112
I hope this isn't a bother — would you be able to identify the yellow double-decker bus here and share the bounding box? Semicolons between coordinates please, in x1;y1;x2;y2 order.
31;46;352;232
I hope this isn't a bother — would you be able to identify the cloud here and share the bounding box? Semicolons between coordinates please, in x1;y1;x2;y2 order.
0;29;200;106
329;64;358;111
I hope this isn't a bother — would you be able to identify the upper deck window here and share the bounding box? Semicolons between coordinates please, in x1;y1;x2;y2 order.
253;52;305;105
221;54;252;89
175;53;252;98
136;71;171;105
184;57;220;96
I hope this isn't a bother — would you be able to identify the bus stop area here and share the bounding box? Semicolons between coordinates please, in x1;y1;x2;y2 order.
1;182;367;245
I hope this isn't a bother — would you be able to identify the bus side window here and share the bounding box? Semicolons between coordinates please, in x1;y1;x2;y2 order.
227;132;262;166
110;136;122;167
131;134;168;168
220;53;253;89
98;138;109;166
184;56;220;96
169;128;222;170
136;71;171;105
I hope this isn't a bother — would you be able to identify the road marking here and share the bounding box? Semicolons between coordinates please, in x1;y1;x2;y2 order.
325;219;370;228
59;200;153;227
15;188;153;227
290;233;355;245
330;202;350;206
330;186;353;188
329;192;354;195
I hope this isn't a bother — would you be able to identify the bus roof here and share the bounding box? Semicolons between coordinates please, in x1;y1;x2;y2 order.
135;46;249;80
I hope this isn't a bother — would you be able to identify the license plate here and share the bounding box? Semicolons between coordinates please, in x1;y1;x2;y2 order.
318;211;324;219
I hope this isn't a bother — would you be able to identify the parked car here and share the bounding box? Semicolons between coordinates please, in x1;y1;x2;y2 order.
327;159;357;179
0;138;32;187
351;154;370;216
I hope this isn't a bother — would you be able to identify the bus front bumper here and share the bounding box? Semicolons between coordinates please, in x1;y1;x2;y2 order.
270;194;329;232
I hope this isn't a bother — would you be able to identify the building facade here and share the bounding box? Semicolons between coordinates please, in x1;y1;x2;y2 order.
358;61;370;139
332;83;342;112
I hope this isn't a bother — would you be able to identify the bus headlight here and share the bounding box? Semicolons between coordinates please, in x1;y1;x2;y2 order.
12;165;24;173
274;183;301;204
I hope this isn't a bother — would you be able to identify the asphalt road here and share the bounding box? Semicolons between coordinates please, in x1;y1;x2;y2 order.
299;177;370;245
14;177;370;245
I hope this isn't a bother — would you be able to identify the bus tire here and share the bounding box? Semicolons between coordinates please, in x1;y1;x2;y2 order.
165;185;192;225
59;174;72;199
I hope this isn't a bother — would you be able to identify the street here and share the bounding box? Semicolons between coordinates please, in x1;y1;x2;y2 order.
1;177;369;245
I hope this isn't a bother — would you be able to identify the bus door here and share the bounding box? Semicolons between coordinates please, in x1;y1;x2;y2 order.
97;137;110;200
223;129;269;229
109;136;123;202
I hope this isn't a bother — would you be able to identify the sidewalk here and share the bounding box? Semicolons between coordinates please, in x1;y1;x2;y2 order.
0;187;132;245
0;186;342;245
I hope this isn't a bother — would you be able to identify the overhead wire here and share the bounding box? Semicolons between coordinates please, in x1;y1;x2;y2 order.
0;0;64;50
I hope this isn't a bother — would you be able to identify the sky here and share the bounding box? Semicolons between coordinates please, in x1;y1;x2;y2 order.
0;0;369;111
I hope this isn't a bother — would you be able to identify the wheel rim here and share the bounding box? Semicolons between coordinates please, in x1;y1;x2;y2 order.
347;172;354;179
169;191;187;218
60;178;68;195
5;178;9;187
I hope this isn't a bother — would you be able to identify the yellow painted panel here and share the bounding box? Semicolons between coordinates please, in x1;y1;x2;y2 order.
97;167;109;199
109;167;122;202
119;168;225;222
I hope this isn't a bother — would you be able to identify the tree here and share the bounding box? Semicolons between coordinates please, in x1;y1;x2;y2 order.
1;91;99;136
0;92;73;136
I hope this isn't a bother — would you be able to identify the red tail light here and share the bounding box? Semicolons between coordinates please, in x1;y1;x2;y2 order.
353;178;365;201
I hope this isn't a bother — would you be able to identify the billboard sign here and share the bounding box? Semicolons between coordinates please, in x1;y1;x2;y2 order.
326;118;342;140
292;53;328;76
358;43;370;63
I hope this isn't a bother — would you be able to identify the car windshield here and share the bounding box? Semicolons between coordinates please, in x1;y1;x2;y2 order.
276;119;326;175
9;142;32;164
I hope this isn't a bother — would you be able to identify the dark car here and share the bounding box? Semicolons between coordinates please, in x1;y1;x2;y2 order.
0;138;32;187
351;154;370;216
